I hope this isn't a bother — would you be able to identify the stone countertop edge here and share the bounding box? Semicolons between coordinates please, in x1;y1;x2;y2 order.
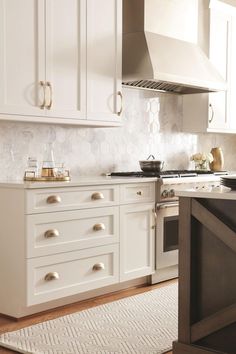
0;176;158;189
176;186;236;200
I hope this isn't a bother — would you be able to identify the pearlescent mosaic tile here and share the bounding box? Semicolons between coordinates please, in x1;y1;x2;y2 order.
0;88;235;180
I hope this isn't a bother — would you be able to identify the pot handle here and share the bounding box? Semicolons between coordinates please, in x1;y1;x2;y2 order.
147;154;155;160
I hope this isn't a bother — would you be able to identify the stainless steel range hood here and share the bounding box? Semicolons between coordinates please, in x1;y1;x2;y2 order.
122;0;226;94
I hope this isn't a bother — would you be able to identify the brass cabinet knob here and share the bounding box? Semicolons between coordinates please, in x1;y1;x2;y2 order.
44;229;60;238
91;192;104;200
46;195;62;204
137;190;143;196
44;272;60;281
93;223;105;231
92;262;105;271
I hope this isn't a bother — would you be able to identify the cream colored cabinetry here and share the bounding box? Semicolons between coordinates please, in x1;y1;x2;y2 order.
0;0;122;126
0;180;155;317
0;0;86;122
182;0;236;133
119;183;155;282
87;0;122;122
26;185;120;306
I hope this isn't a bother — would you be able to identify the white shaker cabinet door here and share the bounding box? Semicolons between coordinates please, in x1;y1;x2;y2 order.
86;0;122;122
120;203;155;282
44;0;86;120
208;9;228;131
228;17;236;130
0;0;45;117
0;0;86;121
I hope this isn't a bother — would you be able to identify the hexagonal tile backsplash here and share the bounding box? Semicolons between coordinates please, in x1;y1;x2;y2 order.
0;87;235;180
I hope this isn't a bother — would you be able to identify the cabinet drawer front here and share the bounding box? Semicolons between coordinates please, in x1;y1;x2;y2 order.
25;186;119;214
26;207;119;257
27;244;119;305
120;183;155;204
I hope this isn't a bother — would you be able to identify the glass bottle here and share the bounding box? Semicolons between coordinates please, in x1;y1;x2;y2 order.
25;157;39;178
41;143;56;177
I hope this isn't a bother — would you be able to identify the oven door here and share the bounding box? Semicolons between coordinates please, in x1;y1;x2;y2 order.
155;202;179;270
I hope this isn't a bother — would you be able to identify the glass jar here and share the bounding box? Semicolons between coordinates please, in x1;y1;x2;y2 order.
41;143;56;177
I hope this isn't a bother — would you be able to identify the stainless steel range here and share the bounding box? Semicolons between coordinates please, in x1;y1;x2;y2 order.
110;170;228;283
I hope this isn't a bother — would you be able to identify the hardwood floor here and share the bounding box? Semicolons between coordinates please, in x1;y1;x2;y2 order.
0;279;176;353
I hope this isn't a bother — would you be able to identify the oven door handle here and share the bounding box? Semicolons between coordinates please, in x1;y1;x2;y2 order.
156;202;179;210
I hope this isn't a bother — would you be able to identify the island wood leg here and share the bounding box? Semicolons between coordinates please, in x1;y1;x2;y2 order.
173;197;236;354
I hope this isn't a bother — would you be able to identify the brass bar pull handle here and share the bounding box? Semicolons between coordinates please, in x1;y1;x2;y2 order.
45;81;52;110
39;81;46;109
44;229;60;238
137;190;143;196
92;262;105;271
46;195;62;204
44;272;60;281
209;103;214;123
152;208;158;229
91;192;104;200
93;223;105;231
117;91;123;116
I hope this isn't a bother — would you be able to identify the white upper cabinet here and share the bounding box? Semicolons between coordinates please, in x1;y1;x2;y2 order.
0;0;122;126
86;0;122;122
0;0;86;122
0;0;43;117
182;0;236;133
44;0;86;120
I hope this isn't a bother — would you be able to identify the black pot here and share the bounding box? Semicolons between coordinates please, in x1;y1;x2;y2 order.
139;155;164;172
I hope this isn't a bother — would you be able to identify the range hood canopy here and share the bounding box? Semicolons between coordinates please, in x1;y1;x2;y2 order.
122;0;226;94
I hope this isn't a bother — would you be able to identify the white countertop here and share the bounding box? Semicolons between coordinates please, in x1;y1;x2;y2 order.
177;185;236;200
0;176;157;189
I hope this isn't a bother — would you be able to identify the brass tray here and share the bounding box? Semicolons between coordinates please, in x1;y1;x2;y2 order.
24;170;71;182
24;176;71;182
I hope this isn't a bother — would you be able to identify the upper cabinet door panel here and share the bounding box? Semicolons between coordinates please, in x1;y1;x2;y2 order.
228;17;236;129
0;0;44;116
208;9;229;130
45;0;86;119
86;0;122;122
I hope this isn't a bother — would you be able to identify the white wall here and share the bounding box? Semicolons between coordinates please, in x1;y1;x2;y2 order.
0;88;235;181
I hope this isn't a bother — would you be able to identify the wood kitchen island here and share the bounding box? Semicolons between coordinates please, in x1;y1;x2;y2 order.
173;186;236;354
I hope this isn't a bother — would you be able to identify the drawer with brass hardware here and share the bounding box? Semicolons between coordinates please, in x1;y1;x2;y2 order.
26;207;119;257
120;183;155;204
25;185;119;214
27;244;119;305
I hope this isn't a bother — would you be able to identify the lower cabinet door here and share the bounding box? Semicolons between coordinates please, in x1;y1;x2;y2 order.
120;203;155;282
27;244;119;305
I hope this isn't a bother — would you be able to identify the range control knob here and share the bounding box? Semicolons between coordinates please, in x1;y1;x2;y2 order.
162;190;169;198
168;189;175;197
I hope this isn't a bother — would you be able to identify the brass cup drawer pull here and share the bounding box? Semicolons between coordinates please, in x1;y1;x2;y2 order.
44;272;60;281
91;192;104;200
44;229;60;238
137;190;143;196
46;195;62;204
93;223;106;231
92;262;105;271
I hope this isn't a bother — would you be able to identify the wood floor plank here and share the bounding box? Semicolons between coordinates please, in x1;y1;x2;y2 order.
0;279;176;353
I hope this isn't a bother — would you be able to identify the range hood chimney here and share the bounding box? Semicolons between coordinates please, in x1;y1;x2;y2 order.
122;0;226;94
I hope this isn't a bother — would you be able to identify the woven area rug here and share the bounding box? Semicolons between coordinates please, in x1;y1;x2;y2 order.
0;282;178;354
